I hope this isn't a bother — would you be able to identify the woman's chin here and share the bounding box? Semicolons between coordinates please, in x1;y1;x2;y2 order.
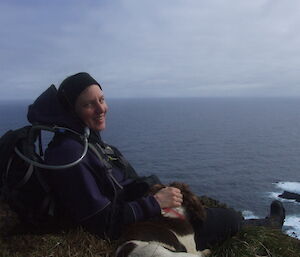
92;122;106;131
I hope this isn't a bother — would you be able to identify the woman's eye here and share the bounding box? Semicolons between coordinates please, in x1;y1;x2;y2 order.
84;103;92;108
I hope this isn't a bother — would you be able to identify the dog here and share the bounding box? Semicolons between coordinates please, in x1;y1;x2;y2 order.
115;182;211;257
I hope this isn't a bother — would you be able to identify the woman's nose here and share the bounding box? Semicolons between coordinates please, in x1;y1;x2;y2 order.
96;102;105;113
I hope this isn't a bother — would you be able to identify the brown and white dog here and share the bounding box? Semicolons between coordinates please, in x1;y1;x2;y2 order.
115;182;211;257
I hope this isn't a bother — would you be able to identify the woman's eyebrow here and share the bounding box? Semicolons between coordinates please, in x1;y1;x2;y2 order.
81;99;95;105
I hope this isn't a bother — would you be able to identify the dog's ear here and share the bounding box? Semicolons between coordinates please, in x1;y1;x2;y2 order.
184;192;206;223
149;184;165;195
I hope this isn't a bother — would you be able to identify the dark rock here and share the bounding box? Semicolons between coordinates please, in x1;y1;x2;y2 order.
278;191;300;202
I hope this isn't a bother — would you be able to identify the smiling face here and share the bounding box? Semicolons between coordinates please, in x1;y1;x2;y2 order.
75;84;108;131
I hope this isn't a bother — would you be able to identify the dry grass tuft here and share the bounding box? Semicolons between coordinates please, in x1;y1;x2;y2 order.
212;226;300;257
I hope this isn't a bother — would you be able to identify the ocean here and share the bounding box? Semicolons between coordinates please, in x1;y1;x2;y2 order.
0;97;300;238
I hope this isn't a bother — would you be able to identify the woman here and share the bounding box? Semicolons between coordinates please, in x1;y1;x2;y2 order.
27;72;285;250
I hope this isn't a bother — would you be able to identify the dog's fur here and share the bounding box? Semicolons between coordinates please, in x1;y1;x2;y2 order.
115;182;211;257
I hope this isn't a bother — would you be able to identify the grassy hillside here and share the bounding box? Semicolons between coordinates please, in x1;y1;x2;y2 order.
1;198;299;257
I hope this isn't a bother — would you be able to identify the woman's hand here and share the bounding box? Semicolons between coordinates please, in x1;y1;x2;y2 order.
154;187;183;209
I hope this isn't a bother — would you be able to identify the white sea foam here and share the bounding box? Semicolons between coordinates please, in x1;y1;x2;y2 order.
284;215;300;239
242;210;259;219
275;182;300;194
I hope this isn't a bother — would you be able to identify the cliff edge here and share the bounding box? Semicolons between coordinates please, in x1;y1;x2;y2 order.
1;198;299;257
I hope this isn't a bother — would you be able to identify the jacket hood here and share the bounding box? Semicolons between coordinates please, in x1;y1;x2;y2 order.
27;85;85;134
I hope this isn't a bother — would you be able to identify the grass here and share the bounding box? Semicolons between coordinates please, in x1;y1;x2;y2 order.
0;201;115;257
1;198;299;257
213;226;300;257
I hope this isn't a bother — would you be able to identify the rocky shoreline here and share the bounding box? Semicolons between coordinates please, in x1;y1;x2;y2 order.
279;191;300;202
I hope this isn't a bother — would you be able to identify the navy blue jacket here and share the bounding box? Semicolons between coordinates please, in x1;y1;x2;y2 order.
27;85;161;238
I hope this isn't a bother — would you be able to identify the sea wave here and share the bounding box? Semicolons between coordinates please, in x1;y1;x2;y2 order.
274;181;300;194
284;215;300;239
242;210;259;219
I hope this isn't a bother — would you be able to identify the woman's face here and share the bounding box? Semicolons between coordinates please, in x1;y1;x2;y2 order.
75;84;108;131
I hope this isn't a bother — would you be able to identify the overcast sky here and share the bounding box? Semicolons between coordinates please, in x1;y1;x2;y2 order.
1;0;300;100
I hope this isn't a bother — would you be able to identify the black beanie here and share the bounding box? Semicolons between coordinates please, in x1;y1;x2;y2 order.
57;72;102;111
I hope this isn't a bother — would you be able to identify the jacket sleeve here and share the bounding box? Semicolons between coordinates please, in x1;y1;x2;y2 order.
81;194;160;239
44;138;161;239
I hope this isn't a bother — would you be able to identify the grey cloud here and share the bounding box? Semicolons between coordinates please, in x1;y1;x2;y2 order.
1;0;300;99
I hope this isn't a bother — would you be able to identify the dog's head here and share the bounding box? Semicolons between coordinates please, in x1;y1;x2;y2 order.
169;182;206;223
149;182;206;223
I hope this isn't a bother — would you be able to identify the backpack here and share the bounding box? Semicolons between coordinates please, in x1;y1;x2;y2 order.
0;124;161;230
0;125;55;226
